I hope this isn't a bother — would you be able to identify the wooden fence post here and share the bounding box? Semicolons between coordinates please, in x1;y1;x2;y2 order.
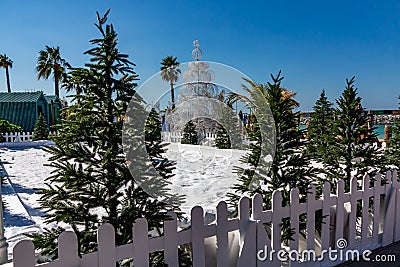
306;184;317;252
216;201;229;267
361;174;374;249
335;180;346;249
191;206;205;267
13;132;20;142
321;182;332;251
348;176;361;249
252;193;271;267
382;171;396;246
271;191;282;253
251;194;263;221
289;188;300;267
13;240;35;267
98;223;116;267
133;218;149;267
237;196;256;267
393;171;400;242
372;173;383;247
58;231;80;267
164;211;179;267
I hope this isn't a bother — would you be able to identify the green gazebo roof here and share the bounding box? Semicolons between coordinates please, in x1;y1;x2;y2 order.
0;91;44;102
0;92;47;132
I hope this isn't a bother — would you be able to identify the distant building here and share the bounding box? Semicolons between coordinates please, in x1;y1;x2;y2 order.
0;92;62;132
44;95;63;129
299;110;400;125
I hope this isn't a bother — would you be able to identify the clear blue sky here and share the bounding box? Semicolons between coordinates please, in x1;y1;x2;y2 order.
1;0;400;111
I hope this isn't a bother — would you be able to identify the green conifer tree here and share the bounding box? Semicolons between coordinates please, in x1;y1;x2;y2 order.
215;103;242;149
386;97;400;169
181;120;198;145
229;72;315;206
305;89;336;166
215;123;231;149
228;72;316;243
32;113;49;141
328;77;384;188
31;10;181;266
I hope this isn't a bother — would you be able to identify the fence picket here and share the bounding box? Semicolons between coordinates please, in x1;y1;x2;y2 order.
256;221;272;267
237;197;256;267
382;178;396;246
290;188;300;252
23;132;29;141
348;176;361;249
271;191;283;266
251;194;272;267
58;231;80;267
306;184;317;252
372;173;384;247
133;218;149;267
98;223;116;267
236;220;256;267
288;188;301;267
361;174;373;249
335;180;346;249
321;182;333;251
216;201;229;267
393;171;400;242
13;240;35;267
192;206;205;267
164;211;179;267
251;194;263;221
238;196;250;244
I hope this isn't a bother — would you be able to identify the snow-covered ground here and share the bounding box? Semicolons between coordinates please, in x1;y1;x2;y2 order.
165;143;248;214
0;141;58;260
0;141;248;261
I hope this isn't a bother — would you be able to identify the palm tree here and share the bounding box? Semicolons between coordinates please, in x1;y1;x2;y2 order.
227;79;299;108
160;56;180;110
62;68;88;100
36;46;70;98
0;54;13;93
62;67;94;105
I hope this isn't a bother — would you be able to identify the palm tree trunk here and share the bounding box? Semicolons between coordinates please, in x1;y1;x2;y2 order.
5;67;11;93
170;81;175;110
54;70;59;98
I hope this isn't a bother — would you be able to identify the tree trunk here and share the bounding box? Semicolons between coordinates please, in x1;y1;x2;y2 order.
5;67;11;93
54;70;59;98
346;127;352;183
170;81;175;110
104;67;119;233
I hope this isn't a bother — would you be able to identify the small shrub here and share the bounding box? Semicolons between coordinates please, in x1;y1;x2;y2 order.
0;118;23;142
33;114;49;141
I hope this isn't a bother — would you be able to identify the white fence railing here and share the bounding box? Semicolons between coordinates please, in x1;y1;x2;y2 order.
161;131;218;146
11;170;400;267
1;132;57;143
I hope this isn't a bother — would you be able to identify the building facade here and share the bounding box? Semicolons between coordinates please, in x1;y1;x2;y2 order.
0;92;62;132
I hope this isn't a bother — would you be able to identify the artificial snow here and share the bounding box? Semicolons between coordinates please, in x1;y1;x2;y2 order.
0;142;249;261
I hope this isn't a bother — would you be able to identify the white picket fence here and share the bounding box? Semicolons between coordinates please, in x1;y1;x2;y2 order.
11;170;400;267
1;132;57;143
161;131;218;146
